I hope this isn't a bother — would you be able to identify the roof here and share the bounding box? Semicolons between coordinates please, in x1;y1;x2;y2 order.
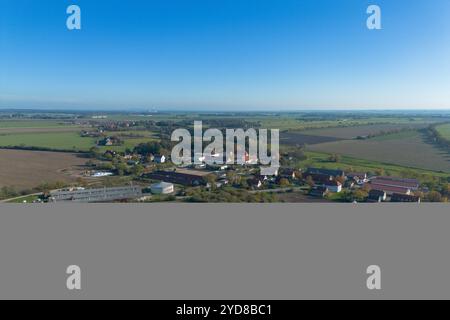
305;168;345;177
371;177;419;189
145;171;206;186
247;178;262;186
369;183;411;194
308;173;332;184
324;180;342;187
280;168;296;175
369;189;386;197
391;193;420;202
347;172;367;178
309;186;329;196
151;182;174;189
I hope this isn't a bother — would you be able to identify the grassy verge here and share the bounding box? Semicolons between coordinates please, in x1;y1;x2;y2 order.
7;195;40;203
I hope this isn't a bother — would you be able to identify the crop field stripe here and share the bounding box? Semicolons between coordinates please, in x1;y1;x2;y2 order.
307;131;450;173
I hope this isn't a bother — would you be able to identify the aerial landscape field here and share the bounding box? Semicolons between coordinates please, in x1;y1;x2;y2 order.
0;149;87;190
1;110;450;203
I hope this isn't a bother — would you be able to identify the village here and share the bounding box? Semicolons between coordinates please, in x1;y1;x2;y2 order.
41;145;424;203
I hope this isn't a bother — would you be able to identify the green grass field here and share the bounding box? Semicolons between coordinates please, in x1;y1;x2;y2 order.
7;195;40;203
437;123;450;140
0;130;156;152
0;120;72;128
0;132;95;151
300;151;450;180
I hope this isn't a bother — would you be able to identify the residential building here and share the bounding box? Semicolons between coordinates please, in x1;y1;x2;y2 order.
279;168;297;179
310;186;329;198
347;172;368;184
247;178;263;189
324;180;342;193
154;155;166;163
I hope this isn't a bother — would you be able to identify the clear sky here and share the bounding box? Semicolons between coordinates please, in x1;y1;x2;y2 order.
0;0;449;111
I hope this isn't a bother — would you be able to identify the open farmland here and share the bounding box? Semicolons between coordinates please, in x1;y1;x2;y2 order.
308;131;450;172
0;120;75;128
436;123;450;140
0;130;157;152
0;132;96;151
0;149;88;190
299;123;430;139
280;132;343;146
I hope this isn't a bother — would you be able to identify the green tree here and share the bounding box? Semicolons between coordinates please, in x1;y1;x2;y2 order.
328;153;341;163
279;178;290;187
352;189;368;202
427;191;443;203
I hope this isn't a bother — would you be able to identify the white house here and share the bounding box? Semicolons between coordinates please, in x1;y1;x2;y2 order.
324;180;342;193
154;155;166;164
150;181;174;194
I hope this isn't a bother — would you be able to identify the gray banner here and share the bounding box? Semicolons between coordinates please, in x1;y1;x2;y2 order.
0;203;449;300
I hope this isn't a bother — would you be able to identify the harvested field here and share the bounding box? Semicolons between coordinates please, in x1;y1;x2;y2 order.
300;123;429;139
280;132;342;146
308;131;450;172
0;149;88;190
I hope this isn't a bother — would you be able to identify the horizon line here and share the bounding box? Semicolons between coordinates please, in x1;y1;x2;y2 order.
2;107;450;113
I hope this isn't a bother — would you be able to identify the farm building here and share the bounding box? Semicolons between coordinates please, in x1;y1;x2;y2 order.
368;189;387;202
150;182;174;194
368;183;412;196
370;176;420;191
91;171;114;177
310;186;329;198
98;136;121;146
279;168;297;179
391;193;421;203
260;166;279;176
305;168;345;178
347;172;368;184
308;173;333;185
145;170;206;186
247;178;263;189
49;186;142;203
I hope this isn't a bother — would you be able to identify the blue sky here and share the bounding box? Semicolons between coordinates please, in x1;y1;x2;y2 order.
0;0;449;110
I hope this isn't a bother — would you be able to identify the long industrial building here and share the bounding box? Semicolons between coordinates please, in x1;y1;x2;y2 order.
49;186;142;203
